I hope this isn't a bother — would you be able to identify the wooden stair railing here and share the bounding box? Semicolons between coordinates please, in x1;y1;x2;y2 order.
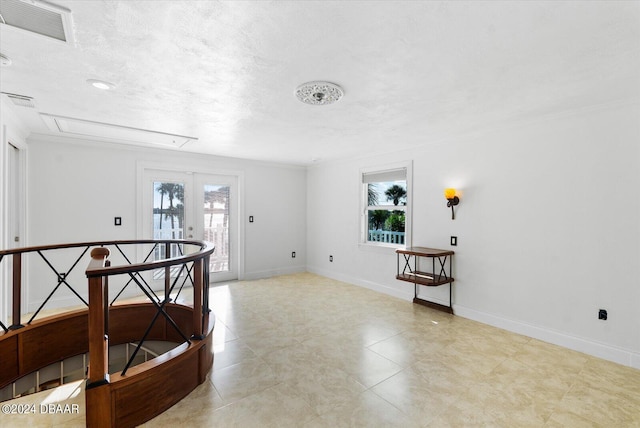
0;239;216;427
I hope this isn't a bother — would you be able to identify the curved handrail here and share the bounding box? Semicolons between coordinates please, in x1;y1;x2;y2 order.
0;239;215;331
0;239;214;261
85;240;215;277
1;239;216;426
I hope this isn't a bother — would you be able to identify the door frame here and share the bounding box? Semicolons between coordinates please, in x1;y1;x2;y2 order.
136;161;245;282
1;124;28;323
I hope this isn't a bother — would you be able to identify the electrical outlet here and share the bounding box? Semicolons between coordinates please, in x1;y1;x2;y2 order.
292;251;296;258
598;309;607;320
329;255;333;262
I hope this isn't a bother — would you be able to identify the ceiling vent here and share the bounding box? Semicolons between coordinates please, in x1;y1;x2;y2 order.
40;113;198;149
1;92;36;108
0;0;74;43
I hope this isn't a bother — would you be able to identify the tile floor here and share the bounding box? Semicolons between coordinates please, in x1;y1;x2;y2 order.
3;273;640;427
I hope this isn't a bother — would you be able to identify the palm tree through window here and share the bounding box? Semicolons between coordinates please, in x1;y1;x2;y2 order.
362;167;408;246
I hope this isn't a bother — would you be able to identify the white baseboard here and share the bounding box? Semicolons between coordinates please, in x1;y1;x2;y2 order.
632;353;640;370
243;265;306;281
27;295;85;315
307;266;414;302
453;304;640;370
26;284;161;315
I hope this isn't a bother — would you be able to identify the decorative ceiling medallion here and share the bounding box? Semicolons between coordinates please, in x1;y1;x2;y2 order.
295;81;343;105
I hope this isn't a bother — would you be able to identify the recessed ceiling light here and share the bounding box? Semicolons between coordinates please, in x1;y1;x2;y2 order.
87;79;116;90
295;81;343;105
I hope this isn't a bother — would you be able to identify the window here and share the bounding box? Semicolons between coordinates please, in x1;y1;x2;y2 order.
361;163;411;247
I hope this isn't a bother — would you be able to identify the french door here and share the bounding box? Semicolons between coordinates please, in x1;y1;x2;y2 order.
142;169;238;283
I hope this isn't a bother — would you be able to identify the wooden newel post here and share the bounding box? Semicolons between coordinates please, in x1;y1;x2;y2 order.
11;253;23;329
164;242;171;300
87;247;110;388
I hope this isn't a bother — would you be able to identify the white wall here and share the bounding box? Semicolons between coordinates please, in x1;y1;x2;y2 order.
307;102;640;368
24;136;307;311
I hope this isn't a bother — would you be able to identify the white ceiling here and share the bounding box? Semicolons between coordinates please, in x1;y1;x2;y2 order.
1;1;638;165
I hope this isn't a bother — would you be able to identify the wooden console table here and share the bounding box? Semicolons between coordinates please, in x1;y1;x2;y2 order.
396;246;454;314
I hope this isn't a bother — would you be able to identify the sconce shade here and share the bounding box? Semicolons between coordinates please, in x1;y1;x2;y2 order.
444;188;457;200
444;188;459;220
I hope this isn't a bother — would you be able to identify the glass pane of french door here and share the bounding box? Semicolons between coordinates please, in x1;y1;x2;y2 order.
203;185;230;273
196;174;238;282
152;180;186;280
153;181;185;240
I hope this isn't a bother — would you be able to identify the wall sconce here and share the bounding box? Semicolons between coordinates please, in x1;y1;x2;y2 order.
444;188;460;220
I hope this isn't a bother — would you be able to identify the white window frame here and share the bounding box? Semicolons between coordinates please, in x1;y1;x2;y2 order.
360;161;412;249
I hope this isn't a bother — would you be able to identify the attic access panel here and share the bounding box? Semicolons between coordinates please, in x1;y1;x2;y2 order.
40;114;198;149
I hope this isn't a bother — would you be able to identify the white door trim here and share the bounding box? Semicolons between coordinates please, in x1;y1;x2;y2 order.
136;161;245;281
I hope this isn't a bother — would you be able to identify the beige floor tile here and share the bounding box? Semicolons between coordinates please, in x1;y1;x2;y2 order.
212;320;238;346
482;358;570;421
430;381;550;428
410;356;486;392
341;348;403;388
580;356;640;396
194;382;319;428
240;328;301;357
302;336;403;388
513;339;590;376
371;365;465;425
212;338;258;371
261;344;329;383
554;378;640;426
280;364;366;415
210;356;279;404
545;409;604;428
367;330;446;367
305;390;413;428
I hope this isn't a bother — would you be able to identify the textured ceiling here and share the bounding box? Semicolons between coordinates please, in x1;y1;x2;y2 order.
1;1;639;165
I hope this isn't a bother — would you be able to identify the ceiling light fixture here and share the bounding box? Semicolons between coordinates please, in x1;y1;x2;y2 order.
295;81;343;105
87;79;115;90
